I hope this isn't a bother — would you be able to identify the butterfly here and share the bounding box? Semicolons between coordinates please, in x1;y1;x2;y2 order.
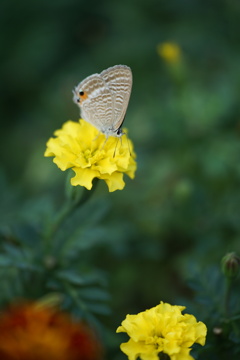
73;65;132;138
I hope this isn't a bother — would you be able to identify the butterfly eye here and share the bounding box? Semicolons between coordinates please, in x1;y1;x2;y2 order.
117;128;122;135
78;90;88;101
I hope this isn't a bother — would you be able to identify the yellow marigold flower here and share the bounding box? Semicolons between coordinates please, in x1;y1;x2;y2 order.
116;301;207;360
157;42;181;63
44;119;137;192
0;302;103;360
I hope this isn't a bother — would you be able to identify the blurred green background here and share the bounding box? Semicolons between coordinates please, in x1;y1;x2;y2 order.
1;0;240;358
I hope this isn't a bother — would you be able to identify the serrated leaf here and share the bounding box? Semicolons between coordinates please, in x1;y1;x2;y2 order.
14;262;41;272
79;287;110;301
56;270;86;285
3;243;23;258
86;303;111;315
0;255;12;267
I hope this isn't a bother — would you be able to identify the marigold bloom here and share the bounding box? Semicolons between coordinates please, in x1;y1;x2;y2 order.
44;119;136;192
157;42;182;63
0;302;103;360
116;301;207;360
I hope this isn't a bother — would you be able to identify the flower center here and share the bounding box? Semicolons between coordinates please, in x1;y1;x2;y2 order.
146;334;164;349
83;149;92;159
82;148;104;165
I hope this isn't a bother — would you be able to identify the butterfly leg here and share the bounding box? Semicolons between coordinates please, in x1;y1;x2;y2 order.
113;137;120;157
93;131;101;141
100;135;109;150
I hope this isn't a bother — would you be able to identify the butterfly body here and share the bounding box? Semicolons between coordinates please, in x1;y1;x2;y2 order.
73;65;132;138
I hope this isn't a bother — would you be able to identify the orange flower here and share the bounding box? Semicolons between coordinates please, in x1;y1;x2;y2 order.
0;302;103;360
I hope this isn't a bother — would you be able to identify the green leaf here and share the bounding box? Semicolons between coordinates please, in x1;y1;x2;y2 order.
79;287;110;301
0;255;12;267
56;270;87;286
85;303;111;315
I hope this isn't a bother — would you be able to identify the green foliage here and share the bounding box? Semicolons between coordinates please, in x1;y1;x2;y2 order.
0;180;111;331
184;264;240;359
1;0;240;359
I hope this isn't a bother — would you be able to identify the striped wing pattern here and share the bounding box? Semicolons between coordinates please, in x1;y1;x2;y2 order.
76;75;113;133
100;65;132;131
73;65;132;137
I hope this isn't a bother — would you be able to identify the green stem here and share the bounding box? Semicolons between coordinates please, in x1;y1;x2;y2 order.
223;278;232;319
223;278;240;338
43;179;99;249
63;281;87;311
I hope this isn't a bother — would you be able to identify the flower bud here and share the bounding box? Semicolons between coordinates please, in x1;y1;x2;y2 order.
221;252;240;279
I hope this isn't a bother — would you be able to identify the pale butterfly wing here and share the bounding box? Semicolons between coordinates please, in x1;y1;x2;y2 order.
74;74;114;134
73;65;132;137
100;65;132;132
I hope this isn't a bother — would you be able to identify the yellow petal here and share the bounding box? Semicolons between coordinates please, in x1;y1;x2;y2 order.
101;172;125;192
117;302;207;360
96;157;118;174
120;339;159;360
71;167;100;190
45;119;137;192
